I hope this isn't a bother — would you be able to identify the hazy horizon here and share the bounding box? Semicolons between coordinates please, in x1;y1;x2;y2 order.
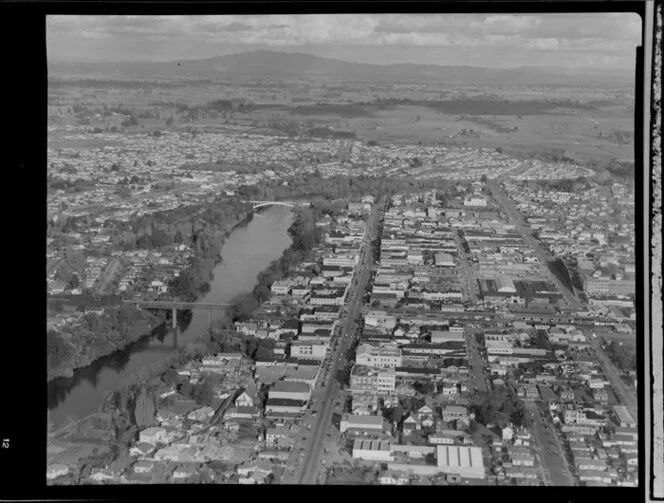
47;14;641;70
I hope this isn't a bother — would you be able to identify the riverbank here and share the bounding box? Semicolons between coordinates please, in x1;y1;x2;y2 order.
47;206;254;383
215;205;322;338
47;307;167;382
167;209;253;301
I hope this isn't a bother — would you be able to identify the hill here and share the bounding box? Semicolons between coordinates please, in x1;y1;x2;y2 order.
49;49;633;86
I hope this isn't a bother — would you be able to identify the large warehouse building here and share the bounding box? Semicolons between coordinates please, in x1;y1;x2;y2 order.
436;445;485;479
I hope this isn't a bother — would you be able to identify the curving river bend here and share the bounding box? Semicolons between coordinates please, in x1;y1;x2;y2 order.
48;205;294;428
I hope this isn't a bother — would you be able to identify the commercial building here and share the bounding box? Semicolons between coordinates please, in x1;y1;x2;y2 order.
355;344;403;368
341;414;390;435
289;340;327;360
268;381;311;402
436;445;485;479
585;278;635;297
350;365;396;393
323;254;359;268
265;398;307;415
434;253;455;267
352;439;393;461
364;310;398;330
613;406;637;428
430;324;464;343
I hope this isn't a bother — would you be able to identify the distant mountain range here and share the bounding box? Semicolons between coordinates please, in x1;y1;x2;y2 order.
49;49;634;85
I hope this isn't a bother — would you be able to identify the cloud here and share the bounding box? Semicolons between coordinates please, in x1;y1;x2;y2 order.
46;13;641;68
223;22;252;31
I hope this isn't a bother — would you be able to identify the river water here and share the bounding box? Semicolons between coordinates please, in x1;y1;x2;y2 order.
47;205;294;428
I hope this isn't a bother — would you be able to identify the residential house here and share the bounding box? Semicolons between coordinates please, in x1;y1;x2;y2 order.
172;464;198;480
403;412;422;433
130;442;156;458
235;389;257;408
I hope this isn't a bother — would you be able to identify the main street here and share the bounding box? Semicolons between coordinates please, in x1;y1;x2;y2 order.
465;329;488;394
453;229;481;303
486;179;585;312
286;199;384;485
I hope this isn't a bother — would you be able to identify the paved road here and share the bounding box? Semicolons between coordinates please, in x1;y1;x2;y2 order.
465;330;488;394
288;200;385;485
97;257;122;295
588;336;638;420
523;400;576;486
454;230;481;303
486;179;585;312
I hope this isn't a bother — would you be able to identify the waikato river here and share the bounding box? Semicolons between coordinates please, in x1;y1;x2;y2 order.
47;205;294;428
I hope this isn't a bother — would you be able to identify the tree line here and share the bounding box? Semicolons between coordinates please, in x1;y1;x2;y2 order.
235;173;452;204
603;340;636;373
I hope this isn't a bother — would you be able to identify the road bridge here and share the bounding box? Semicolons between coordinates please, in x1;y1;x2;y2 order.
123;299;231;330
243;200;310;210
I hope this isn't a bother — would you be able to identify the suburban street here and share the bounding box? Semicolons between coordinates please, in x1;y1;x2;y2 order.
523;400;576;486
96;257;122;295
588;336;638;420
286;199;384;485
487;179;585;312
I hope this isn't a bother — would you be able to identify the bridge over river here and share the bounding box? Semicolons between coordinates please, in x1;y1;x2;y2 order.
123;299;231;330
243;200;311;210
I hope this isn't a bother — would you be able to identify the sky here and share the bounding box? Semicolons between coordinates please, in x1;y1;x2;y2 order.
47;13;642;69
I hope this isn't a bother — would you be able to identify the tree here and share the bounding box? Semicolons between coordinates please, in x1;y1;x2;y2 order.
254;339;276;360
256;385;269;409
384;406;404;425
194;379;216;406
121;114;138;127
47;330;74;369
162;368;181;388
254;284;271;303
229;293;259;322
475;396;501;425
67;274;80;290
605;342;636;372
178;381;194;397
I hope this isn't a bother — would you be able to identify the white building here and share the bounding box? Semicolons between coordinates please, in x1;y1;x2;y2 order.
341;414;388;434
323;254;359;268
290;340;328;360
271;280;292;295
436;445;485;479
355;344;403;368
352;439;393;461
464;195;487;207
434;253;455;267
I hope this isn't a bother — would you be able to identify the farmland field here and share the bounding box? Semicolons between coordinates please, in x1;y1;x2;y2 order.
48;76;634;171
